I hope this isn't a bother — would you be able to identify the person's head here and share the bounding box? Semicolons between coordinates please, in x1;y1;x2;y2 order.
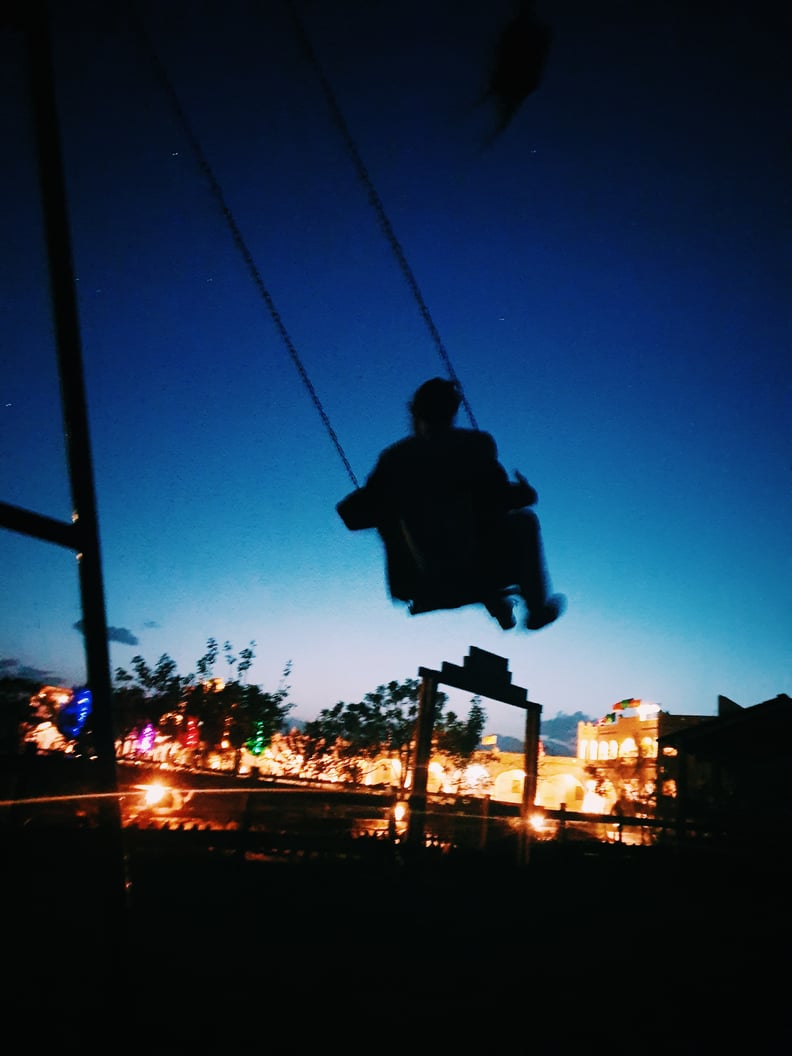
409;377;461;433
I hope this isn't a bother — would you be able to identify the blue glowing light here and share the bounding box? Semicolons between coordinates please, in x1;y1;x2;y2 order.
57;688;92;739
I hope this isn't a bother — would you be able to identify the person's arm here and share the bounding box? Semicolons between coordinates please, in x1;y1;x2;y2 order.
477;433;537;509
337;450;392;530
509;469;538;508
336;485;379;530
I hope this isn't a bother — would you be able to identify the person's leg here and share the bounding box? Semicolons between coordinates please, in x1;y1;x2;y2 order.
503;508;548;606
483;591;516;630
503;509;565;629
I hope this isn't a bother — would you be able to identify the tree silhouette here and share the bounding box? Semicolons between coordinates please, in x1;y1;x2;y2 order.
113;638;293;767
302;678;490;790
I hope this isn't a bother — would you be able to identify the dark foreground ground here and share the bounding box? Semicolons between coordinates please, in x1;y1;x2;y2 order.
2;827;790;1050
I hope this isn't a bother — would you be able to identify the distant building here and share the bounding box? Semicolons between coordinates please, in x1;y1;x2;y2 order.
577;701;710;820
656;693;792;847
486;750;589;812
577;700;709;765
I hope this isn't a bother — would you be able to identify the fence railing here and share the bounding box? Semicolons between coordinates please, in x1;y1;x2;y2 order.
1;754;779;859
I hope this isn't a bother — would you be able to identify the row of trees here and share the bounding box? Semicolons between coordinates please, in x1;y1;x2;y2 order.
113;638;292;768
110;638;487;787
301;680;486;787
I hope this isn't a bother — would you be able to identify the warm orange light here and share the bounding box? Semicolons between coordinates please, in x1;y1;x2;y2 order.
34;685;72;707
142;782;168;806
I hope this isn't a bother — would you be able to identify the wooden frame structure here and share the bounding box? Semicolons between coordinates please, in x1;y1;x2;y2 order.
407;646;541;862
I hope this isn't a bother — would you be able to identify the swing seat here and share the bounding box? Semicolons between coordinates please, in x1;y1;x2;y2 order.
338;481;523;627
399;517;519;624
409;584;517;628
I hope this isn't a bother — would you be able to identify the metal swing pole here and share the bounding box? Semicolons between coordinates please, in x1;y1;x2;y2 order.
24;3;120;804
0;3;132;1005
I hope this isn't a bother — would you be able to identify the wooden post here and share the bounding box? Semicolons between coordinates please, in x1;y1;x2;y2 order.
479;794;490;851
519;700;542;865
407;670;438;848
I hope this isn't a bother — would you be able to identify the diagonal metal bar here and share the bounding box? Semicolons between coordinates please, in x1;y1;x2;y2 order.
0;500;80;550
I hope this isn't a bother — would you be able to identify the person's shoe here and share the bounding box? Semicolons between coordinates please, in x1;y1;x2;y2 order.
525;594;566;631
485;595;516;630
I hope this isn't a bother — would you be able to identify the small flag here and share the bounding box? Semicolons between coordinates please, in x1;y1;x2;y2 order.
613;698;640;711
481;734;497;746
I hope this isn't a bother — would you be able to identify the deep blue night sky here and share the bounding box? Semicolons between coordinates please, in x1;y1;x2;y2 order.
2;1;789;738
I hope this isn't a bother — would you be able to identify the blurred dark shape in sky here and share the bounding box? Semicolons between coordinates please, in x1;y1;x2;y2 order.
483;1;553;142
73;620;139;646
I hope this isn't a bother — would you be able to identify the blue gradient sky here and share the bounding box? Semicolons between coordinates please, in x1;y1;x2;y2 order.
2;1;789;739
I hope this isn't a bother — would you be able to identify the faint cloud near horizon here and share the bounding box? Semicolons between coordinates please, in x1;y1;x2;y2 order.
73;621;139;646
0;657;60;683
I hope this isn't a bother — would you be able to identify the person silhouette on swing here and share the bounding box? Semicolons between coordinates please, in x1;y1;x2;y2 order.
337;377;566;631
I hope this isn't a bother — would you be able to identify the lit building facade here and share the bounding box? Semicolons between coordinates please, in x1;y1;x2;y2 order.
578;701;710;815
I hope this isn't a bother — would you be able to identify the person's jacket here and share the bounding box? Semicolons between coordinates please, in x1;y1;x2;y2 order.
337;427;535;607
